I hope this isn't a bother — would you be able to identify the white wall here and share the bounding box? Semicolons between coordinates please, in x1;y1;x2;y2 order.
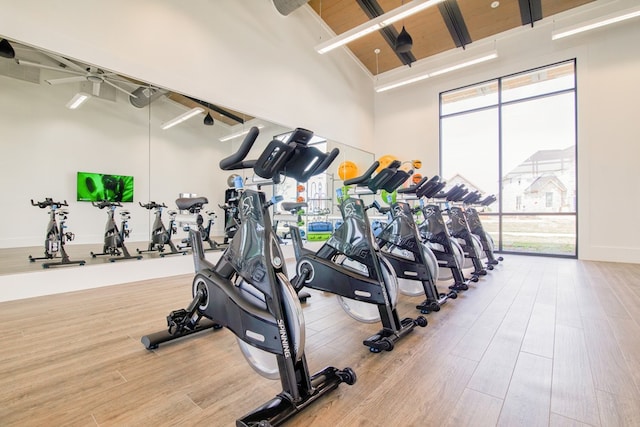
0;70;244;247
0;67;297;249
0;0;374;150
373;1;640;263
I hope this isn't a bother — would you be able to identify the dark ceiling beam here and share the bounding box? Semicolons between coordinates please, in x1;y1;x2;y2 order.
518;0;543;27
186;96;246;124
438;0;472;49
356;0;416;67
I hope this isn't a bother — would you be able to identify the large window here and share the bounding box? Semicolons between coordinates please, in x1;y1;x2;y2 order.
440;60;577;257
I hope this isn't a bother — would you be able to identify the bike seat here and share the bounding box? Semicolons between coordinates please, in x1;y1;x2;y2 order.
176;197;209;212
281;202;307;212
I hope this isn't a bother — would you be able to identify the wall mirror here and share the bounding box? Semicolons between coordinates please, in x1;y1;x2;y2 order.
0;36;375;275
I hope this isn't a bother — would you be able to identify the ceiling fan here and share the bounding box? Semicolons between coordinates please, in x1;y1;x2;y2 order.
16;52;137;98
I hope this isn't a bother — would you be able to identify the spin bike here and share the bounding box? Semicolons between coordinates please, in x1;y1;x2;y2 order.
290;160;427;353
141;126;355;427
440;185;488;276
136;201;185;257
176;198;225;252
374;172;460;315
90;200;142;262
29;198;85;268
409;177;478;286
459;192;504;266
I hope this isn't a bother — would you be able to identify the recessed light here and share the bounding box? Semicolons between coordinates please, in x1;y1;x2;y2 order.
491;1;500;8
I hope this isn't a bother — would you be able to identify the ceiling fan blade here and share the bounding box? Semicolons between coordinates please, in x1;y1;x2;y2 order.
41;52;87;73
92;81;101;96
46;75;87;85
102;79;137;98
16;59;85;76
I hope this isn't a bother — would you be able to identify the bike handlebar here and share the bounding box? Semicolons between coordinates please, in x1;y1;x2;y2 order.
219;126;260;171
139;201;167;210
31;198;68;209
218;126;339;184
397;175;430;194
343;161;380;186
92;200;122;209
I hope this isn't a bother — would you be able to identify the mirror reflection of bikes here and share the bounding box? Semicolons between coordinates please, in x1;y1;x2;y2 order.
28;198;85;268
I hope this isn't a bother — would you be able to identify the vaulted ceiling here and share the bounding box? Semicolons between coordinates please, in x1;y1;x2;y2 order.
308;0;595;76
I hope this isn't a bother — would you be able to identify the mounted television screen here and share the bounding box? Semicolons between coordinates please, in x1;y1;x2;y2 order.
77;172;134;202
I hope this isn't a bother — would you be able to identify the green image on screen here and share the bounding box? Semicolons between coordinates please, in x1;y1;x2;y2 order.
77;172;134;202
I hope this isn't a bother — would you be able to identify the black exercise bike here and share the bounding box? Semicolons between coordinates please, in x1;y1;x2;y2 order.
404;177;478;287
440;185;488;276
176;198;225;252
374;173;460;315
137;201;185;257
29;198;85;268
290;160;427;353
90;200;142;262
141;126;355;427
458;191;504;267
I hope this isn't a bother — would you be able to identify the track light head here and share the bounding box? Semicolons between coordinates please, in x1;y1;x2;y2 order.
203;112;214;126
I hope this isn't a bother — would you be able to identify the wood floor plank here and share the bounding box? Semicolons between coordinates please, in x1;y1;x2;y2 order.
521;302;556;358
596;389;640;427
450;267;526;361
607;316;640;397
466;268;540;398
549;412;595;427
497;352;553;427
555;271;584;330
581;316;640;399
551;324;601;425
446;388;503;427
582;262;631;320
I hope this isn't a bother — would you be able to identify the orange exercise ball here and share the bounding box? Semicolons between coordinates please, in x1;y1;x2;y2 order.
412;173;423;185
337;160;359;181
376;154;399;173
412;159;422;169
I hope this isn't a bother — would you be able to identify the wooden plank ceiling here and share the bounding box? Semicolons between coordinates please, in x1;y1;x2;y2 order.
308;0;595;75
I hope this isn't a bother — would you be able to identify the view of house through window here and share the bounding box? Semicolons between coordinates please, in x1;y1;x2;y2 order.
440;60;577;256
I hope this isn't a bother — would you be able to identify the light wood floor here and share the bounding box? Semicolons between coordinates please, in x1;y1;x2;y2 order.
1;255;640;426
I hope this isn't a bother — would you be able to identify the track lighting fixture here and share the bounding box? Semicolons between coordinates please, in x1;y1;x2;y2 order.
315;0;444;54
66;92;90;109
161;107;204;130
219;125;265;142
375;51;498;92
203;112;214;126
552;5;640;40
